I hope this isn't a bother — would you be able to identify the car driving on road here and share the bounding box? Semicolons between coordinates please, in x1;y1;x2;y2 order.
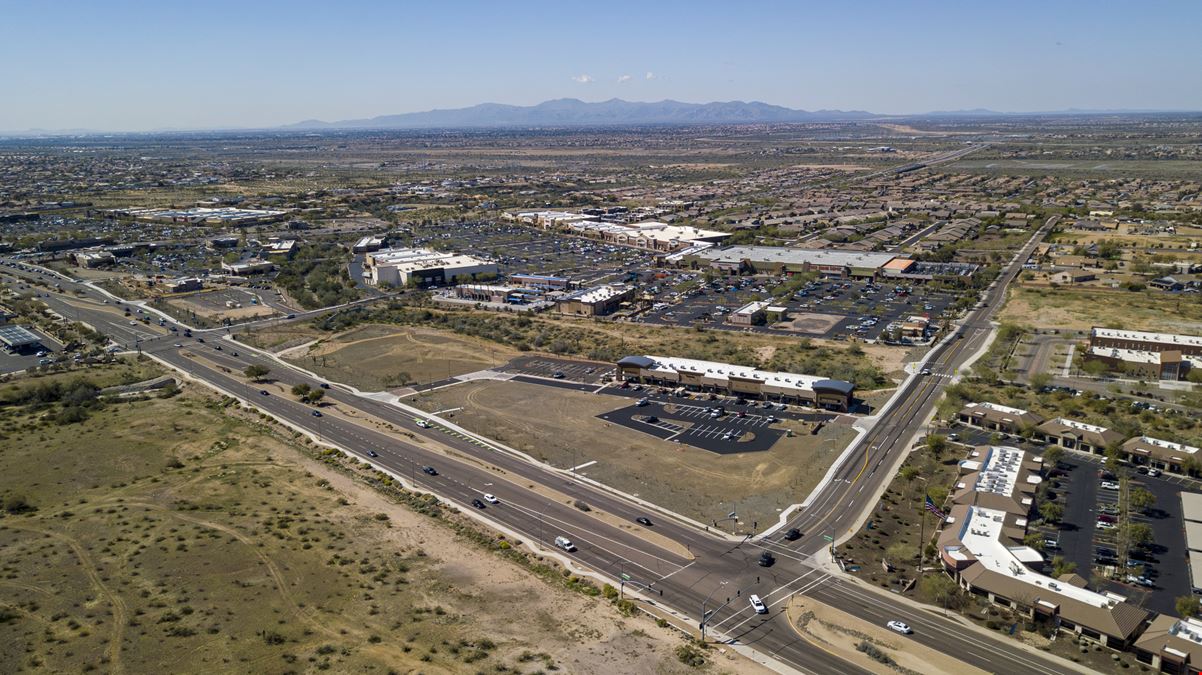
750;594;767;614
483;494;499;504
886;620;912;634
421;466;438;475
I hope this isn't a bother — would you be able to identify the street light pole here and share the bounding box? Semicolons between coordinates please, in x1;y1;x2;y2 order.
700;580;728;641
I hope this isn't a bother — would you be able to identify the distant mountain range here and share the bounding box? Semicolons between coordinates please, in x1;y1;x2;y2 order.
282;98;881;130
2;101;1199;138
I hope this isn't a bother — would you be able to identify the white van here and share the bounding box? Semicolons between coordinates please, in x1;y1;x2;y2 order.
554;536;576;552
749;594;767;614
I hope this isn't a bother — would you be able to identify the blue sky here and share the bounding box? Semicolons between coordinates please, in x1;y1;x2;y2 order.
2;0;1200;131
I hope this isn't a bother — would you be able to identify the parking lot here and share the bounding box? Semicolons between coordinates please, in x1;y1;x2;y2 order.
600;400;785;454
410;220;651;286
498;355;614;384
638;276;956;342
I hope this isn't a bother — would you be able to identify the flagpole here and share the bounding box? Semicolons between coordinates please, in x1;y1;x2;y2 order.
918;498;927;577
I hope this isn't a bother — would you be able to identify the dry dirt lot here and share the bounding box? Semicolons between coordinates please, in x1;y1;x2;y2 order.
286;324;518;391
999;286;1202;333
0;370;744;674
165;294;276;321
410;379;859;529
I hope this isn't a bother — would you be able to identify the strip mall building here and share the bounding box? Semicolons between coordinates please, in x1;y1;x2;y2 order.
615;355;854;411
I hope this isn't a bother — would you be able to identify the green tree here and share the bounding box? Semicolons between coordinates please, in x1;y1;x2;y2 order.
926;434;948;458
1051;555;1077;577
305;389;325;404
918;574;962;609
1124;522;1154;548
244;364;271;382
1042;444;1065;466
1080;359;1109;378
1039;501;1064;524
1178;596;1201;618
1029;372;1052;391
291;383;311;398
1130;487;1156;512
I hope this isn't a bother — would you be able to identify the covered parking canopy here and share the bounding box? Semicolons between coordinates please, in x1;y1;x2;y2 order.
0;325;42;351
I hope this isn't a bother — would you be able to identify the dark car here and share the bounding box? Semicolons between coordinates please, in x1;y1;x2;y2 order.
197;337;205;343
758;551;775;567
552;371;565;379
259;390;269;396
319;382;330;389
784;528;802;541
214;345;222;351
311;410;322;417
422;466;438;476
645;415;660;424
635;517;653;526
367;450;378;458
471;499;486;509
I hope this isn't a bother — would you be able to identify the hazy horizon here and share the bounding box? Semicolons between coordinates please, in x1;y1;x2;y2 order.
4;0;1201;132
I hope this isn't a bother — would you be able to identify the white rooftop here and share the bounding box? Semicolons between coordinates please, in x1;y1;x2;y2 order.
1049;417;1110;434
1169;617;1202;647
370;247;490;270
639;355;827;392
694;245;900;270
1093;327;1202;349
967;446;1041;497
733;300;772;316
966;401;1031;417
1089;345;1202;367
958;505;1120;609
1131;436;1201;456
561;284;630;304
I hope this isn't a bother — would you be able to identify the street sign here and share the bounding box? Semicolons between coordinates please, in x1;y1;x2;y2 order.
620;573;631;581
822;534;834;542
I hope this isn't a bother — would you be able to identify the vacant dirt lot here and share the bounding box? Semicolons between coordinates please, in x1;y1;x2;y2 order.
411;379;859;529
1000;286;1202;333
0;369;724;674
286;324;517;391
165;294;276;321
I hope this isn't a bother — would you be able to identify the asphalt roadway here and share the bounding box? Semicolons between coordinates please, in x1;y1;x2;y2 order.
5;225;1080;675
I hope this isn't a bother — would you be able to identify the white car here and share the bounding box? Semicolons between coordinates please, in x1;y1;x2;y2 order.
1100;481;1120;490
415;419;432;429
1148;468;1161;478
749;594;768;614
483;494;499;504
886;620;912;634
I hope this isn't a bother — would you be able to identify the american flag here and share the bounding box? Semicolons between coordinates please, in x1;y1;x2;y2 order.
925;495;947;521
